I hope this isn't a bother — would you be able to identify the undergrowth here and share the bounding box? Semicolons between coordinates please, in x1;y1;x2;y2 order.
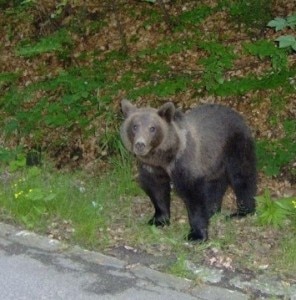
1;3;295;176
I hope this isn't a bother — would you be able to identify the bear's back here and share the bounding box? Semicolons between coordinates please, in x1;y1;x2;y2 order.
175;104;252;177
185;104;251;141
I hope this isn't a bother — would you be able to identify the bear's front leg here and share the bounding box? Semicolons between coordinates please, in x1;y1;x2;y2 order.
173;177;210;242
138;164;171;227
185;201;209;241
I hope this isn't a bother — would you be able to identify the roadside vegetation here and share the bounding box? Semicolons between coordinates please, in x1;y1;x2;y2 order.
0;0;295;285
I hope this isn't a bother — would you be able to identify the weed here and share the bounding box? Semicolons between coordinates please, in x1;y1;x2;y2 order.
168;253;193;278
256;189;296;228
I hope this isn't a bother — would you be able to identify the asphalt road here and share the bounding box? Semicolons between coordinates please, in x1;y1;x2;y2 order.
0;222;248;300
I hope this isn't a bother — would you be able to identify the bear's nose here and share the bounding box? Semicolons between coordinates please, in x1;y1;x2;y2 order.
135;142;146;152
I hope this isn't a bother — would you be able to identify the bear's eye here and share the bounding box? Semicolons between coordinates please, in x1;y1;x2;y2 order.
132;124;138;131
149;126;156;133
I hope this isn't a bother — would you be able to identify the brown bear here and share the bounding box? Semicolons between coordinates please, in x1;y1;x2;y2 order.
120;99;257;241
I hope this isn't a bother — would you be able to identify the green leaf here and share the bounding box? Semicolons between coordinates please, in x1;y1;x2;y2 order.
267;17;288;31
275;35;296;48
287;15;296;28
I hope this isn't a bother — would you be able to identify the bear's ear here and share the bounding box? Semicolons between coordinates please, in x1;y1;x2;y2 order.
158;102;175;122
121;99;137;118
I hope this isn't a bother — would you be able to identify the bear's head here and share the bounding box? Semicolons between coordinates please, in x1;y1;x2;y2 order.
120;99;176;158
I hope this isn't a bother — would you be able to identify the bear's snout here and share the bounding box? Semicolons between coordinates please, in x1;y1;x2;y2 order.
133;136;151;156
135;141;146;153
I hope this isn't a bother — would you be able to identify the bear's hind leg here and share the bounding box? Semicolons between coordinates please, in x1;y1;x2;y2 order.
226;134;257;217
138;164;171;226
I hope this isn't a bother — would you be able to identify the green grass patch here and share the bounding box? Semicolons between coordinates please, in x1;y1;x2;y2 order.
211;69;296;96
0;72;19;89
128;76;191;98
274;235;296;274
198;41;236;91
257;119;296;176
243;40;288;71
0;156;139;250
226;0;272;30
16;29;73;58
175;5;212;30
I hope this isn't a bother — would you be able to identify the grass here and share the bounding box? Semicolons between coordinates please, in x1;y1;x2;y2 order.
1;155;295;280
275;237;296;274
0;156;139;250
16;29;73;58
